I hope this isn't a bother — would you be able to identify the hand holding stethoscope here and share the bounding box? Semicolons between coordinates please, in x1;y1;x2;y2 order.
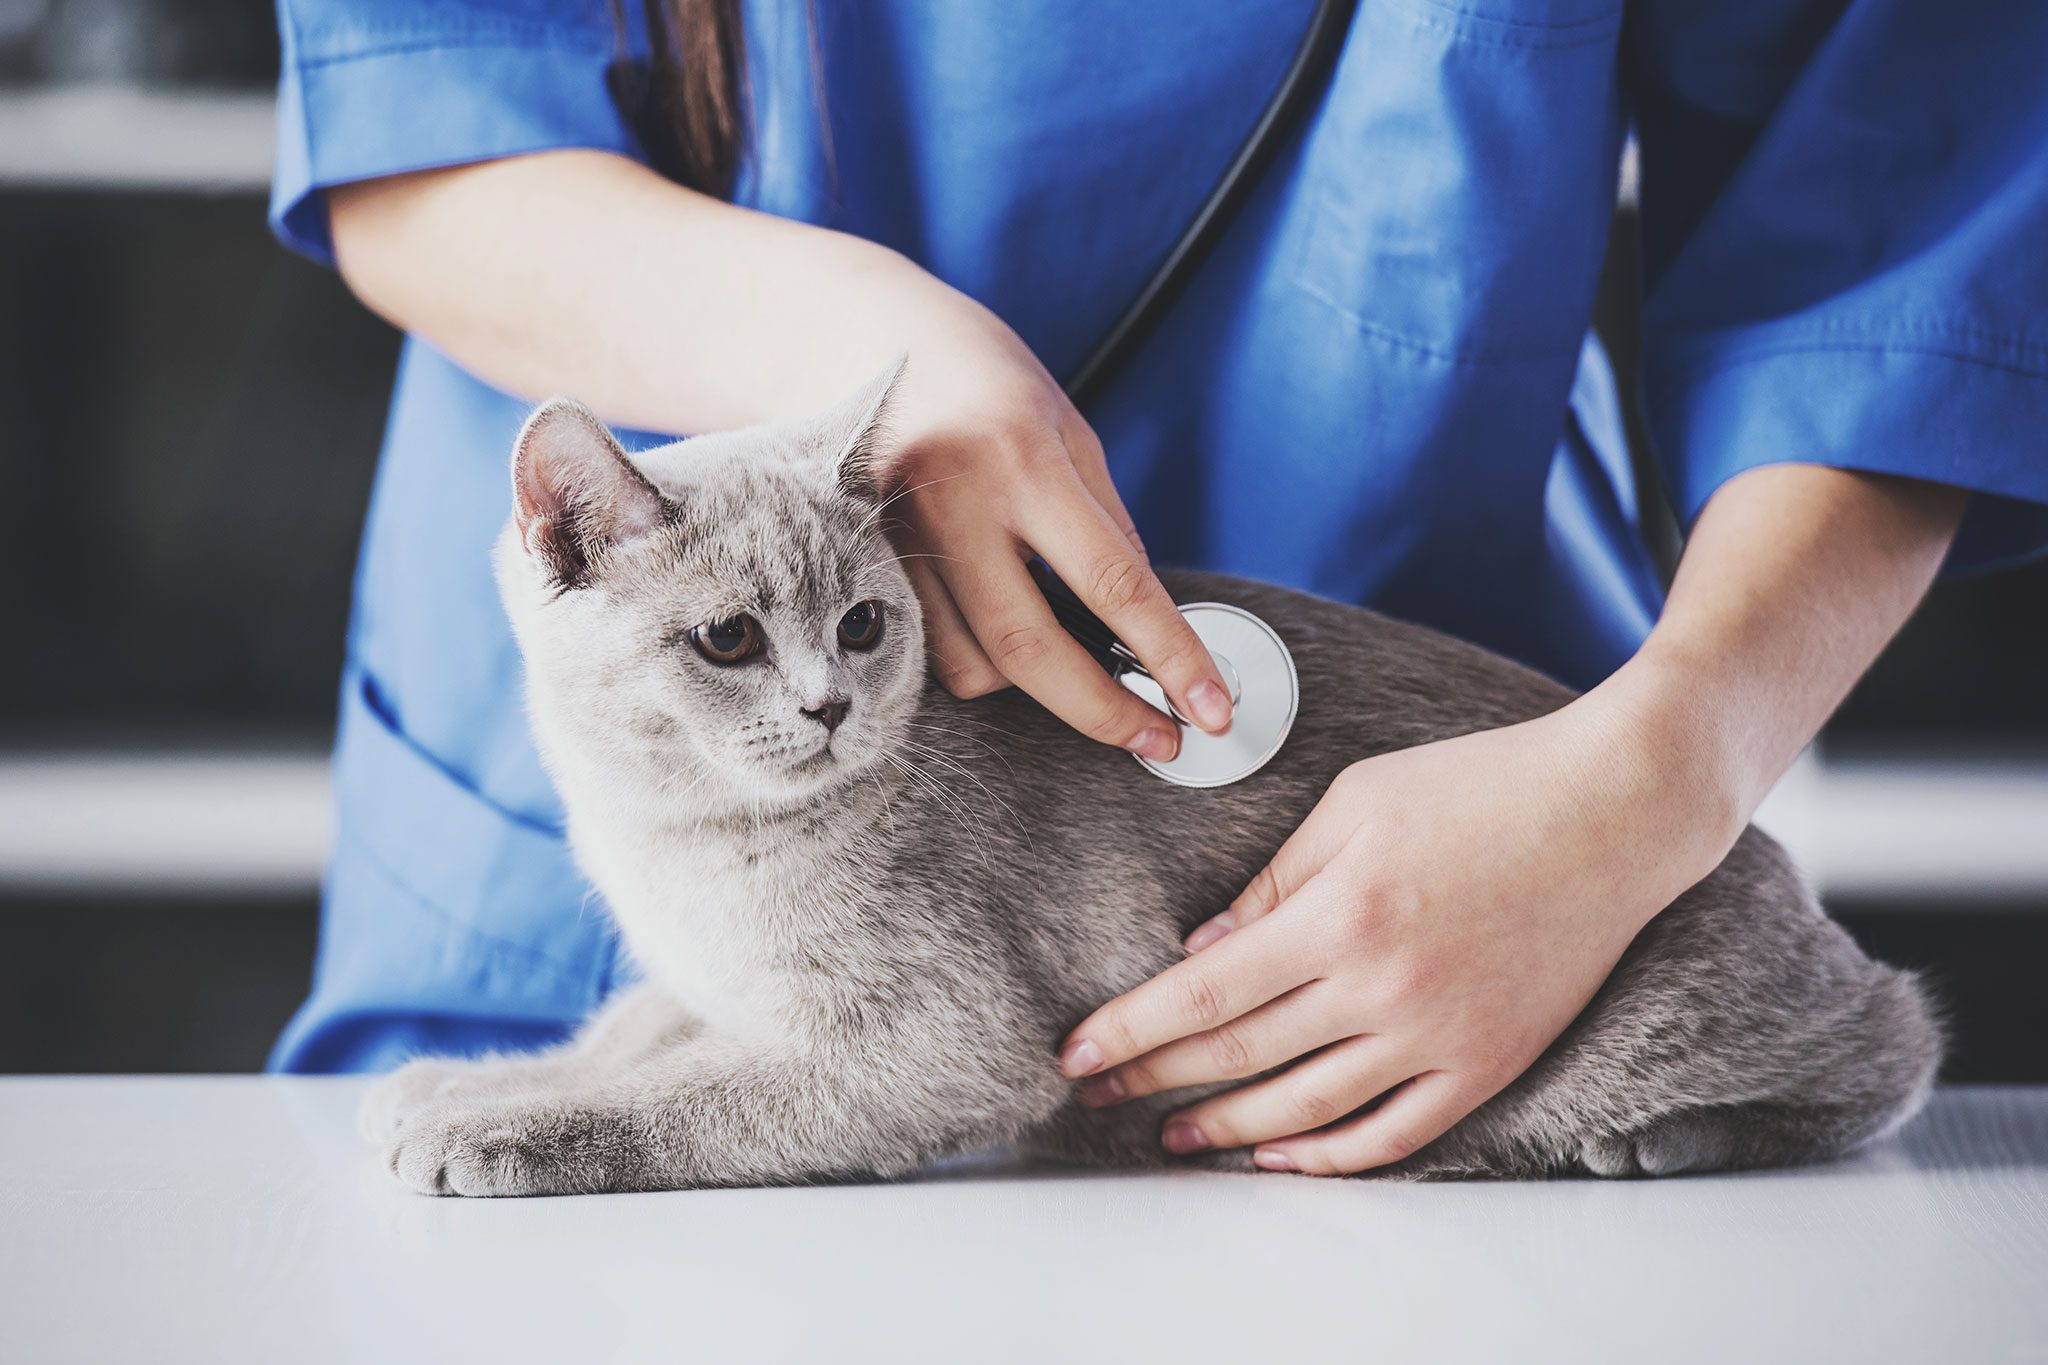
868;302;1239;763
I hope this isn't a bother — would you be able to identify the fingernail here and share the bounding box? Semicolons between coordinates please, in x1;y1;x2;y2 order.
1163;1122;1212;1154
1060;1038;1105;1077
1253;1149;1295;1172
1128;727;1177;762
1183;915;1234;954
1187;679;1233;732
1078;1074;1126;1107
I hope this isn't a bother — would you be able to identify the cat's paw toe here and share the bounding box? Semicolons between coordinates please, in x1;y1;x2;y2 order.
1625;1123;1730;1176
386;1109;556;1198
1579;1136;1646;1178
1580;1123;1725;1179
359;1060;470;1145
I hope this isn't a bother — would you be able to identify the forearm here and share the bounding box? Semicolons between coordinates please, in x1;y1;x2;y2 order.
1594;463;1965;848
336;149;1235;747
328;149;944;433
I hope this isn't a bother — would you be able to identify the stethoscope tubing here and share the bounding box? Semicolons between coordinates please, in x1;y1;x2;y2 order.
1060;0;1360;410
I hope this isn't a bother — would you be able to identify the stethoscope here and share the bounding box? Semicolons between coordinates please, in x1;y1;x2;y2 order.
1042;0;1355;787
612;0;1358;786
1031;563;1302;789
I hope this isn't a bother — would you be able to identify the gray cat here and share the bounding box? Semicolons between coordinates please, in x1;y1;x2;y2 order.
363;366;1941;1195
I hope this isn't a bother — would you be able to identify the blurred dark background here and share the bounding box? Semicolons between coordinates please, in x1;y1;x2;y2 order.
1;0;2043;1079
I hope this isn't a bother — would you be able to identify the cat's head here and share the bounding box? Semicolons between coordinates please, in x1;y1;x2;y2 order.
497;362;927;809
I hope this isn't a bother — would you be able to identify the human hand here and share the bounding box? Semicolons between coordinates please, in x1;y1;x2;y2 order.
845;250;1233;758
1055;694;1742;1173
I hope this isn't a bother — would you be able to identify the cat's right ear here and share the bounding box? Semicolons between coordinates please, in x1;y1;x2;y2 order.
822;354;909;502
512;398;665;586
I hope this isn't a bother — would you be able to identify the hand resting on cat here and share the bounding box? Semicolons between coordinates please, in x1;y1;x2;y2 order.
363;367;1941;1194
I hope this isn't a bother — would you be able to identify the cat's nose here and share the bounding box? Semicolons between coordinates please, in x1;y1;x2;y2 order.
801;696;850;733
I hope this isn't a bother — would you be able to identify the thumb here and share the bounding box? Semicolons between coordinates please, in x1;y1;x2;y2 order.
1184;778;1358;954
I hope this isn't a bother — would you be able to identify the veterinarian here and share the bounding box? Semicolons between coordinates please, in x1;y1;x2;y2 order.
271;0;2047;1173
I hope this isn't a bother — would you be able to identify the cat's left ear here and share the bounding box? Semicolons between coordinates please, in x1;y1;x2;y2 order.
818;355;908;502
512;398;666;586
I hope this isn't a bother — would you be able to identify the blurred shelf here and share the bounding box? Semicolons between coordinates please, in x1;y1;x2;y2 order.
0;86;1624;204
0;751;327;894
0;747;2045;904
1751;752;2048;906
0;84;272;191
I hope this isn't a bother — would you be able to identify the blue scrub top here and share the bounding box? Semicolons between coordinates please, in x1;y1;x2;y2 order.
267;0;2048;1073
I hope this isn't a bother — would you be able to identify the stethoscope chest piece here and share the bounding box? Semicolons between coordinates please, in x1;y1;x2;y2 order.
1117;603;1298;788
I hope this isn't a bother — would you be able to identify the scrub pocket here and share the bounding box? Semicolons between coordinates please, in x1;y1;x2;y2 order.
268;669;627;1073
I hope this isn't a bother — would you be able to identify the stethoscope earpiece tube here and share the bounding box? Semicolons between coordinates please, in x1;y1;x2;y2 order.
1028;559;1128;674
1061;0;1359;409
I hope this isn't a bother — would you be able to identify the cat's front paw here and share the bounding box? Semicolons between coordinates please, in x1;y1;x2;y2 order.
359;1059;476;1145
384;1102;635;1197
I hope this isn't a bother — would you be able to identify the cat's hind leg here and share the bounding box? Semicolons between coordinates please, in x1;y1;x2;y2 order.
1573;958;1942;1178
1378;829;1946;1183
1579;1100;1898;1178
1406;927;1942;1181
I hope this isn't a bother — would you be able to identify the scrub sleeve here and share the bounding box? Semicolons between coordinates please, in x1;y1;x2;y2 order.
268;0;642;1072
1632;0;2048;569
271;0;639;262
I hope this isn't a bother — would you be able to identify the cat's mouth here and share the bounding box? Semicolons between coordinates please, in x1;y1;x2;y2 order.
758;731;876;790
786;746;838;775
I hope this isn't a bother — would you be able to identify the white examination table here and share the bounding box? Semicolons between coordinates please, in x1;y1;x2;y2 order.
1;1078;2042;1363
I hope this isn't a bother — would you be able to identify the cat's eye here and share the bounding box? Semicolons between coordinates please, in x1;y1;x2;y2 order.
838;600;885;651
688;614;764;665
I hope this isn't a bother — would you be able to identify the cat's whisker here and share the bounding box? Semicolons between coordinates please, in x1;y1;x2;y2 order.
906;719;1016;773
864;550;964;576
648;762;726;825
861;471;967;528
849;512;910;547
843;473;974;568
878;750;1000;876
863;767;901;837
899;738;1031;856
911;711;1025;740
